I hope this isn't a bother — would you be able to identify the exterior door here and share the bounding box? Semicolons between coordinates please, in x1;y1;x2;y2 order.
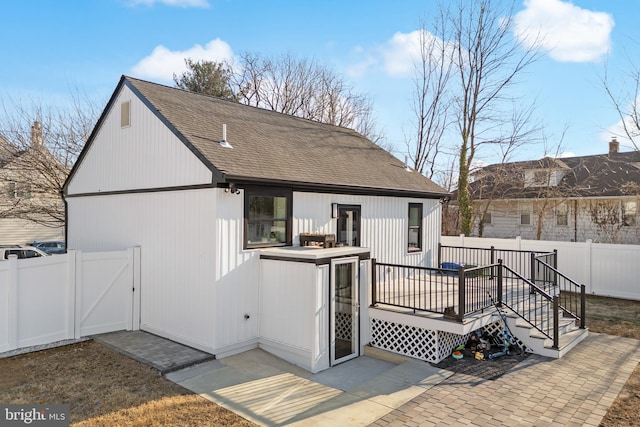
337;205;361;246
330;257;360;365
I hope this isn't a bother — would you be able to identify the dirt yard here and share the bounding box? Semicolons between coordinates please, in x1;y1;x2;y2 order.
0;341;254;426
0;293;638;426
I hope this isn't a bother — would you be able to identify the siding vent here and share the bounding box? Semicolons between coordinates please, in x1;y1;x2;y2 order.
121;101;131;127
219;123;233;148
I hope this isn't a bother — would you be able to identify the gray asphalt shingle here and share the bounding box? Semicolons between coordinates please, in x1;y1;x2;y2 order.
125;76;447;197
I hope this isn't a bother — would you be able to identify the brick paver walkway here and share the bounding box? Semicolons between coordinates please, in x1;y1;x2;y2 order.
371;333;640;426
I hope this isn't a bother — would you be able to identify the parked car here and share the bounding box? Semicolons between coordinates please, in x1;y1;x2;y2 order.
31;240;66;255
1;245;49;260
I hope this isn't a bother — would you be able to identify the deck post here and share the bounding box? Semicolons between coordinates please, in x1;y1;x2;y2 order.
553;249;558;287
530;252;536;294
497;259;503;306
553;295;560;349
371;258;377;307
580;284;586;329
437;243;441;269
458;266;465;322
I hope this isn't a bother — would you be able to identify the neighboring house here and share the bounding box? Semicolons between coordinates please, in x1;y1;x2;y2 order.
0;122;65;244
63;76;448;372
459;139;640;243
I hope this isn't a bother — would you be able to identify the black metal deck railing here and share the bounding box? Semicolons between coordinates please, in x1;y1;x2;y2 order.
371;251;586;349
438;244;557;282
371;259;499;322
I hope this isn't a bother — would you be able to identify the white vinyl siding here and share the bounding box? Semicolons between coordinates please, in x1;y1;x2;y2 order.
293;192;440;267
66;86;213;195
67;188;259;355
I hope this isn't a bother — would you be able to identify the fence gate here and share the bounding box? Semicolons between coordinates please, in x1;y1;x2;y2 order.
76;248;141;338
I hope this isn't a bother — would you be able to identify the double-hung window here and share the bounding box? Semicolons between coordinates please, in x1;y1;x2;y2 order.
623;201;637;226
408;203;423;252
244;187;292;249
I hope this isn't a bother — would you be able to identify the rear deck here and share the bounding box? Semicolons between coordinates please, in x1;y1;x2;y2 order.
368;249;587;362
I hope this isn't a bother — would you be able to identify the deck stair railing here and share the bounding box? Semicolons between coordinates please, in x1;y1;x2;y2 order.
534;257;586;329
499;262;559;348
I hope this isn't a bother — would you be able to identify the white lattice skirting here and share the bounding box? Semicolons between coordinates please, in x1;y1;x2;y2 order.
370;317;527;363
370;318;468;363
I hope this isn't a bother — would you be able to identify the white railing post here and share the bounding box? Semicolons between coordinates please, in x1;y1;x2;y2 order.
66;250;77;339
585;239;593;294
74;250;83;339
8;255;18;351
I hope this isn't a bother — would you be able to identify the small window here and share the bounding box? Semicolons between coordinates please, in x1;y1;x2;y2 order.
520;206;531;226
244;187;292;249
623;201;637;226
556;204;568;226
481;212;492;225
408;203;423;252
121;101;131;127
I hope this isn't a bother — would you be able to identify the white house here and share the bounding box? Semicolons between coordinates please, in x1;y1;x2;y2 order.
0;122;65;245
460;139;640;244
63;76;448;372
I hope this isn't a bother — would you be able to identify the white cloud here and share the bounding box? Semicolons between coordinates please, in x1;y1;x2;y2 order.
130;39;234;82
513;0;614;63
374;30;451;78
380;31;423;77
128;0;209;7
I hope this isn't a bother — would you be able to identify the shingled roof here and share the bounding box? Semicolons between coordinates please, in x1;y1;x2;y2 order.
469;151;640;200
119;76;447;198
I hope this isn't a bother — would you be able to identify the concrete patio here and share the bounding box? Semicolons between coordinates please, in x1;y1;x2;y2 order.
94;330;640;426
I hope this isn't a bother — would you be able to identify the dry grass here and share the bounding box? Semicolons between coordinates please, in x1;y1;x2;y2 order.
0;294;638;426
584;294;640;426
0;341;254;426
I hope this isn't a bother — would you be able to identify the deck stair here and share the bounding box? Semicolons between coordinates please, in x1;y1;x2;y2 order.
504;299;588;358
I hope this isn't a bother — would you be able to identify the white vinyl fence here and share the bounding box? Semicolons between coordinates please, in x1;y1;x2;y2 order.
442;235;640;301
0;247;140;353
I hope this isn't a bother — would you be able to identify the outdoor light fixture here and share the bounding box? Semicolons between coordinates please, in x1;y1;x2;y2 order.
225;183;241;195
331;203;338;218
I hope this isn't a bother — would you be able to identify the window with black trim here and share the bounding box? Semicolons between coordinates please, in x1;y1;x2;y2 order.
244;187;292;249
408;203;423;252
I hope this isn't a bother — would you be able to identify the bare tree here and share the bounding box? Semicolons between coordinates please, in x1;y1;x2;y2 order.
448;0;541;236
228;52;384;145
406;14;454;180
603;52;640;151
0;92;100;226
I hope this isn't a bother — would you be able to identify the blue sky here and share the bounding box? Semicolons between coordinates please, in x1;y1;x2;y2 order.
1;0;638;164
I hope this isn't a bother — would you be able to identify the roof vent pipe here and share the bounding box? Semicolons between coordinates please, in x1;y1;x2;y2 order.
219;123;233;149
404;155;412;172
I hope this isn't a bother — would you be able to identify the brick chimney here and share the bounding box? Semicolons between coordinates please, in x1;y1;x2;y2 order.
609;137;619;154
31;121;43;148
